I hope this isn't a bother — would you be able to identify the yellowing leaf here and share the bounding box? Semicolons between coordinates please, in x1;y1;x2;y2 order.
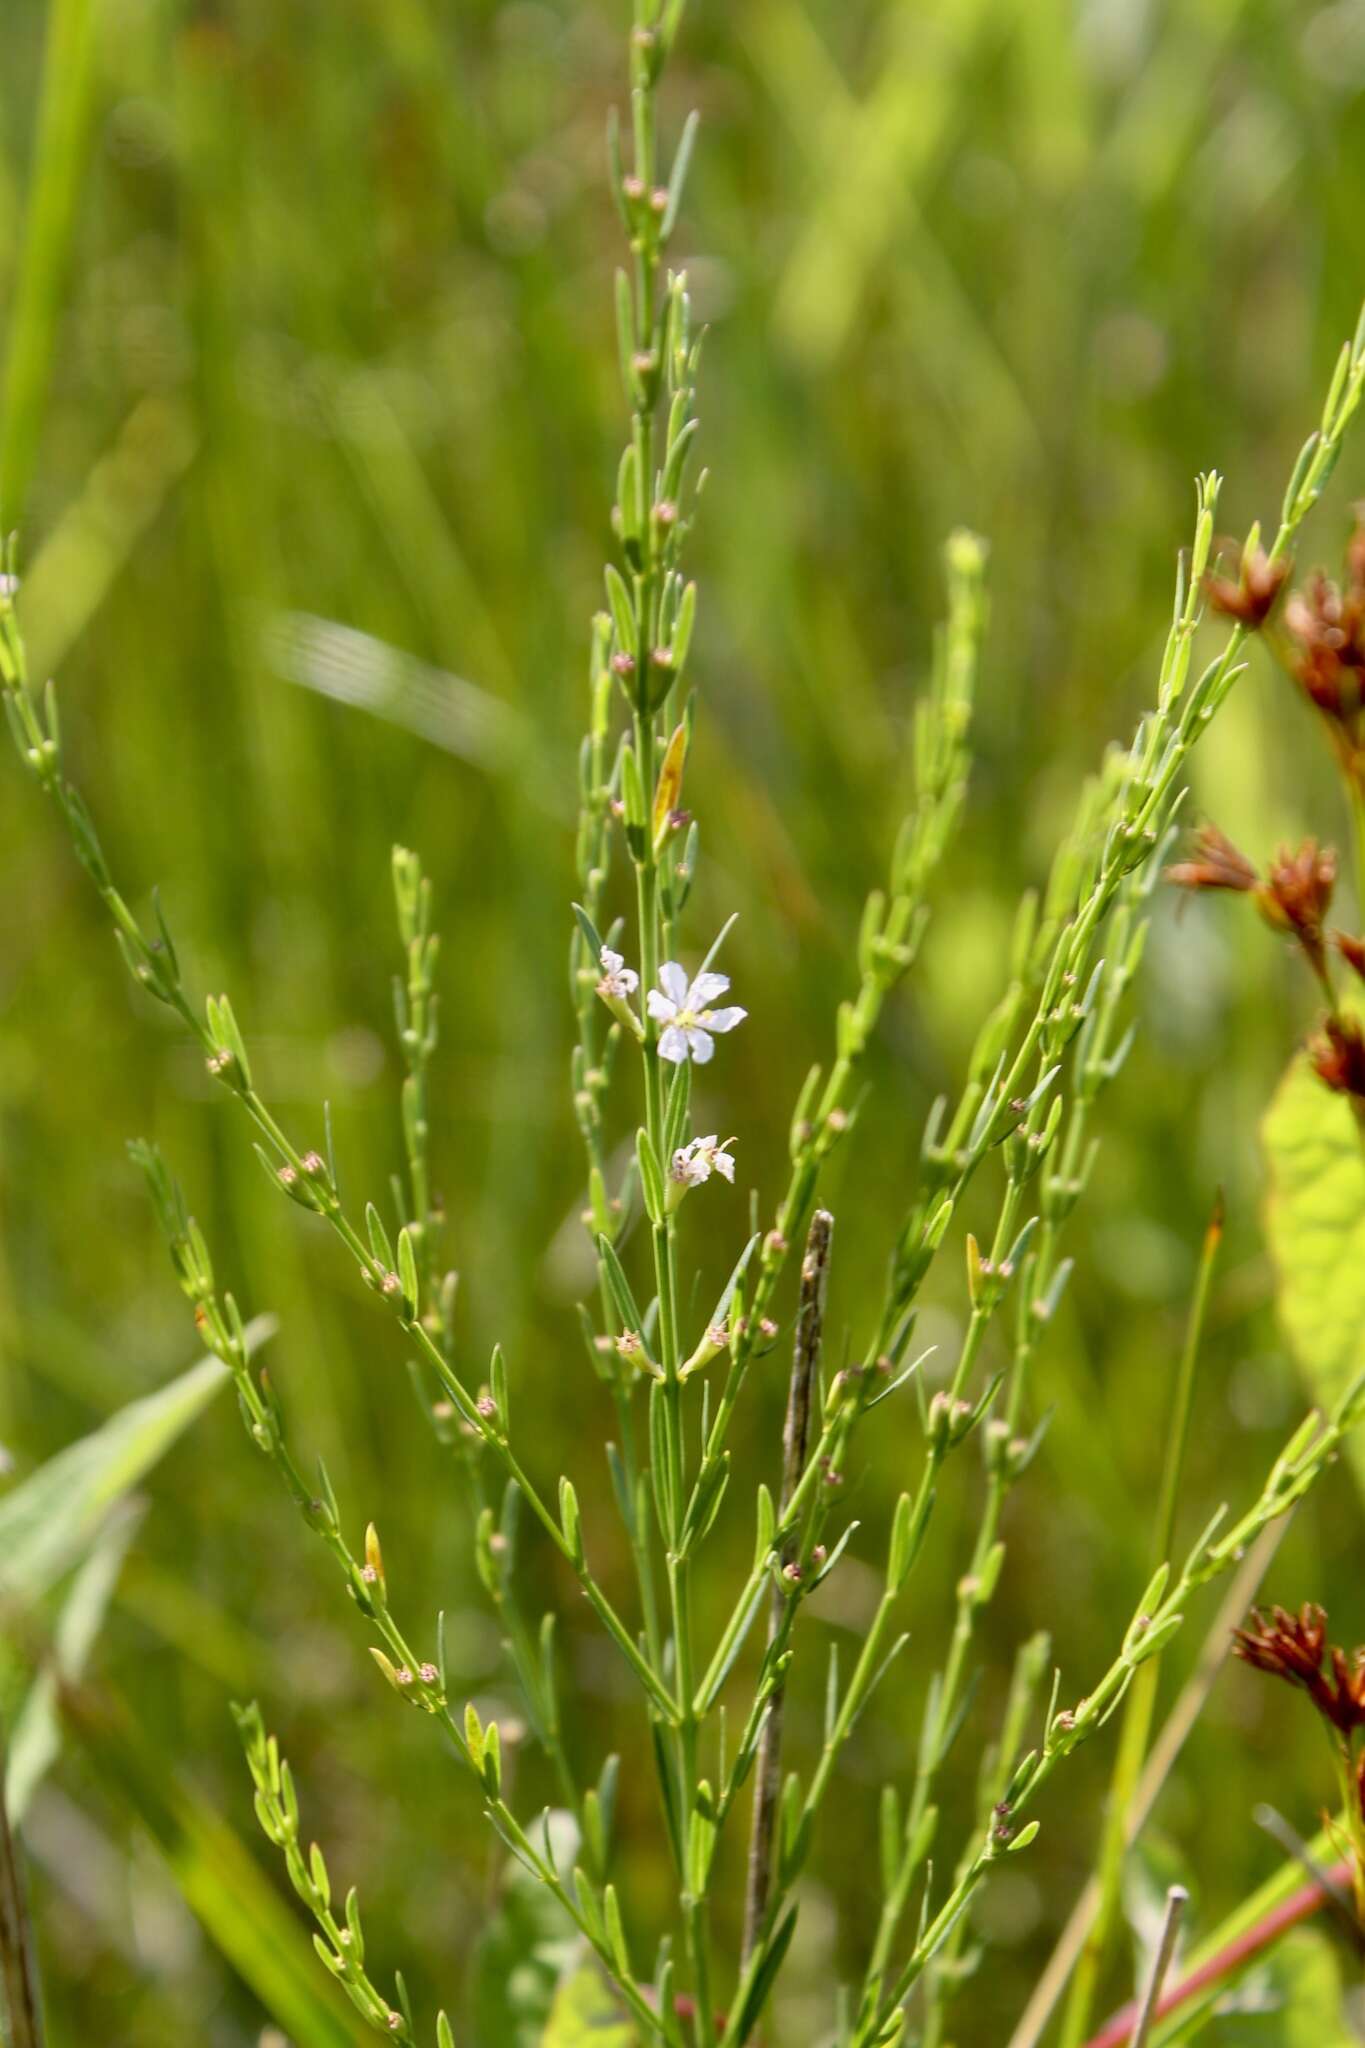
652;723;687;848
1262;1053;1365;1488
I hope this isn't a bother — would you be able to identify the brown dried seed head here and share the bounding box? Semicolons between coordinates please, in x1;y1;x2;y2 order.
1203;546;1288;627
1256;840;1337;968
1164;823;1259;895
1232;1601;1365;1732
1309;1015;1365;1102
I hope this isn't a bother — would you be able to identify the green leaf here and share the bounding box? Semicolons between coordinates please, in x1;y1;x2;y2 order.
6;1497;144;1822
0;1323;272;1606
472;1811;583;2048
1196;1929;1353;2045
540;1963;640;2045
1262;1053;1365;1487
61;1687;366;2046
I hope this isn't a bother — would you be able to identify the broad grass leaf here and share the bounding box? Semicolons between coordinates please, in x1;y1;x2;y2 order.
473;1810;582;2048
1198;1929;1353;2045
1262;1056;1365;1486
5;1497;144;1822
63;1686;366;2045
541;1964;640;2045
0;1319;272;1605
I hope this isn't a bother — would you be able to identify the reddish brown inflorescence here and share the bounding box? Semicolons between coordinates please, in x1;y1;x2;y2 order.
1164;824;1259;895
1257;840;1337;973
1282;525;1365;788
1309;1014;1365;1101
1204;545;1289;628
1232;1602;1365;1736
1165;830;1336;973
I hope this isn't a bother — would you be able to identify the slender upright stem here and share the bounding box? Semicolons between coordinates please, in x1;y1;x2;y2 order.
1058;1198;1223;2048
742;1210;832;1962
1130;1886;1187;2048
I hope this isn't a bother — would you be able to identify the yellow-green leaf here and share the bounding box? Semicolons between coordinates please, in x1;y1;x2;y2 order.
1262;1053;1365;1487
541;1964;640;2046
1201;1928;1353;2045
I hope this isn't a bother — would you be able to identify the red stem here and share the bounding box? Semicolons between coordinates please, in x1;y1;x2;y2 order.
1080;1863;1349;2048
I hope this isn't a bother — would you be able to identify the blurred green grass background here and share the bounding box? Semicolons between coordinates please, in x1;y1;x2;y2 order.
4;0;1365;2041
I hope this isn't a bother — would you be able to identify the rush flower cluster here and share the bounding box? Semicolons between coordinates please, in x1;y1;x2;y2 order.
1282;525;1365;790
1233;1602;1365;1734
1234;1601;1365;1918
1166;824;1365;1106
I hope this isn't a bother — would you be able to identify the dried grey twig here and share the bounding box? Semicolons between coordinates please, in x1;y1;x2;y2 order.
742;1208;833;1962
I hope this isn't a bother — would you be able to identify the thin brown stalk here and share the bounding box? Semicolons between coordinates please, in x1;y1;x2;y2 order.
741;1209;833;1963
0;1723;44;2048
1130;1886;1186;2048
1081;1867;1346;2048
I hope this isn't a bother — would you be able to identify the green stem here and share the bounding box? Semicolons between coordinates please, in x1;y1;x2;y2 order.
1058;1196;1223;2048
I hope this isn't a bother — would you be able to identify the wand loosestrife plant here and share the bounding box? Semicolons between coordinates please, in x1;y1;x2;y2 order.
5;6;1365;2043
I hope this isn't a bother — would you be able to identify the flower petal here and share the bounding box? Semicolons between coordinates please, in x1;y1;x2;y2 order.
659;961;690;1006
702;1005;746;1034
618;965;639;993
658;1023;690;1064
714;1151;736;1182
689;971;730;1007
647;988;678;1023
600;947;623;975
688;1028;715;1064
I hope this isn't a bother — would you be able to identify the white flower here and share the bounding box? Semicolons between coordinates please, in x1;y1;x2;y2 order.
670;1134;736;1189
597;946;638;999
647;962;746;1065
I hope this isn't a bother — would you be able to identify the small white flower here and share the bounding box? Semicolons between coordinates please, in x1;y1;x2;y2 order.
597;946;639;999
647;962;746;1065
671;1134;736;1189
